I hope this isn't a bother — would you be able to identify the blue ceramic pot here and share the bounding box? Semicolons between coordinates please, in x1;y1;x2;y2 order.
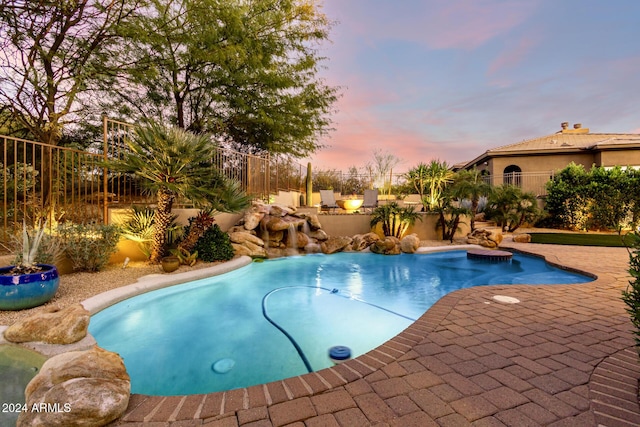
0;265;60;310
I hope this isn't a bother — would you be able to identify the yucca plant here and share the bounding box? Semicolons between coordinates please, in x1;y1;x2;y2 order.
370;202;421;238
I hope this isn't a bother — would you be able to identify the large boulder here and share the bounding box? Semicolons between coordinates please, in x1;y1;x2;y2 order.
265;215;306;232
228;231;265;247
269;204;296;217
467;228;502;249
243;207;266;231
232;241;268;258
4;304;89;345
307;229;329;241
306;214;323;230
321;236;352;254
17;346;130;427
351;232;380;251
371;237;401;255
400;233;420;253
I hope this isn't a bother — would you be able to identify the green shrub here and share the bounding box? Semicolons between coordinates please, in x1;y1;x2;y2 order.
193;224;234;262
58;223;120;272
623;232;640;354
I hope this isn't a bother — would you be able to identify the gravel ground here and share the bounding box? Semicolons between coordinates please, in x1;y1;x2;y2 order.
0;257;219;326
0;238;466;327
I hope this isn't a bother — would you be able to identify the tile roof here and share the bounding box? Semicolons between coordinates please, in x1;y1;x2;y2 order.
488;132;640;154
461;130;640;168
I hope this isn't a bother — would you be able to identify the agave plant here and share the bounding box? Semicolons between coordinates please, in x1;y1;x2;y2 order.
7;221;50;275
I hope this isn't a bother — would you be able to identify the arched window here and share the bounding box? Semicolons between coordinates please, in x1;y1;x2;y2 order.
503;165;522;187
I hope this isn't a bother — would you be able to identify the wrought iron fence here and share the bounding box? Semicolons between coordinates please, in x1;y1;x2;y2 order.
102;117;273;204
1;134;107;240
482;172;554;197
1;118;276;239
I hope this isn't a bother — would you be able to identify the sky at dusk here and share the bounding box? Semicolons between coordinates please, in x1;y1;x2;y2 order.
303;0;640;172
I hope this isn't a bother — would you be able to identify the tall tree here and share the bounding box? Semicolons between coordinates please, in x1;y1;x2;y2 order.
98;0;338;158
0;0;140;146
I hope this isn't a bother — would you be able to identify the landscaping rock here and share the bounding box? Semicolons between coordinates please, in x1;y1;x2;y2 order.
351;232;380;251
400;233;420;253
18;346;130;427
513;233;532;243
371;237;401;255
269;204;296;217
321;236;352;254
232;241;268;258
466;228;502;249
228;231;265;246
4;304;89;345
243;208;265;230
307;229;329;241
265;215;306;232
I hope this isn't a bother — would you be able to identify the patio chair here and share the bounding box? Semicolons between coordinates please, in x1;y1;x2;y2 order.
319;190;338;213
362;189;379;212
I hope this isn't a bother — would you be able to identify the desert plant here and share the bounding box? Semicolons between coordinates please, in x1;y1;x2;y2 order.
106;121;251;262
58;223;120;272
369;202;421;238
450;168;493;230
178;209;217;254
193;224;234;262
407;160;455;211
485;185;539;232
434;193;471;242
170;247;198;266
622;231;640;354
117;206;181;258
3;220;63;275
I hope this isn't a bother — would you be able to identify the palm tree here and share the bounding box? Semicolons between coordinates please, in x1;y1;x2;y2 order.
404;162;430;207
486;185;539;232
420;160;455;211
451;168;493;230
108;121;251;262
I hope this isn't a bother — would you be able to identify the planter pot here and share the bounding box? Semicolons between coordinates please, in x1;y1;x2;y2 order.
160;256;180;273
0;264;60;310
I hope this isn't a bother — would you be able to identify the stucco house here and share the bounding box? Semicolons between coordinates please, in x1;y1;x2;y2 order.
458;122;640;196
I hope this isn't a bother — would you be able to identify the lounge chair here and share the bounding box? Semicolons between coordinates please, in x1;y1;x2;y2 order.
362;189;378;212
320;190;338;213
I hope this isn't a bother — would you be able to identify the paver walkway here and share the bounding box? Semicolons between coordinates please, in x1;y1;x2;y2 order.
112;241;640;426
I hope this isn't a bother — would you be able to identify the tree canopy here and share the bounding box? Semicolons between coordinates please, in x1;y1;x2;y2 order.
0;0;338;157
0;0;141;145
95;0;338;157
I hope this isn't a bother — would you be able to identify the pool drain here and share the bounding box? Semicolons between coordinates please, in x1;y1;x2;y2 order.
212;358;235;374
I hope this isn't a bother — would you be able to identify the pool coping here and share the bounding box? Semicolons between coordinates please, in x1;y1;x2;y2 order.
108;242;639;426
81;256;253;315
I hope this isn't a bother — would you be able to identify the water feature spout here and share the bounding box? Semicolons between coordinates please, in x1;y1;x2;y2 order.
286;224;299;256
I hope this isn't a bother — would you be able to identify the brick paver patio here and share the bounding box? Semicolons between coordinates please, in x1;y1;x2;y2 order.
112;240;640;426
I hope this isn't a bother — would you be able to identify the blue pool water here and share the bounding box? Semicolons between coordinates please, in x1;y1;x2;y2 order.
89;251;592;396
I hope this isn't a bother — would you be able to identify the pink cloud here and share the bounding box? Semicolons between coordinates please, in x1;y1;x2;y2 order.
326;0;540;51
487;36;539;80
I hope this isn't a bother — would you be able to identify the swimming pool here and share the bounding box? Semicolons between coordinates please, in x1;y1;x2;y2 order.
89;251;592;396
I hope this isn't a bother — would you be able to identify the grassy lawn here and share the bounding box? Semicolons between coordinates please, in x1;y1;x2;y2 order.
529;232;633;247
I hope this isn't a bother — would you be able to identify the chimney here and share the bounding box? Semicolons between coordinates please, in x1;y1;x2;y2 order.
559;122;589;134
